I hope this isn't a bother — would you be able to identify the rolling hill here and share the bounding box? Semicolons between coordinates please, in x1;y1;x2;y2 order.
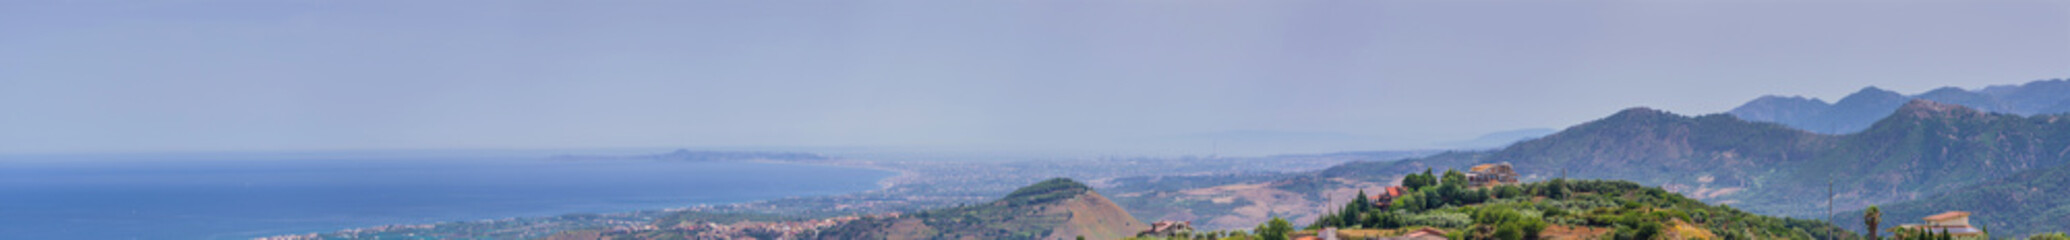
816;178;1144;240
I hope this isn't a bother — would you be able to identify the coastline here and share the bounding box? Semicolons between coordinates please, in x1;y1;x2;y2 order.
258;159;911;240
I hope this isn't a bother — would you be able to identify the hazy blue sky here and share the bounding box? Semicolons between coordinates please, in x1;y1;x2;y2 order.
3;0;2066;155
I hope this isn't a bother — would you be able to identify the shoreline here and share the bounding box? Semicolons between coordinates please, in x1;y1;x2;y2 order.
259;159;913;240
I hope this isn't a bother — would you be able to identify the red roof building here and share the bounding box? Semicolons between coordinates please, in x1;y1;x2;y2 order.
1369;186;1408;209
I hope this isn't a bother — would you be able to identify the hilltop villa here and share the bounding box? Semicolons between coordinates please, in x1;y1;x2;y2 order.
1466;163;1520;187
1897;211;1984;237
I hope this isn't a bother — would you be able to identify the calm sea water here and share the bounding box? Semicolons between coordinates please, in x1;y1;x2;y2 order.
0;152;894;240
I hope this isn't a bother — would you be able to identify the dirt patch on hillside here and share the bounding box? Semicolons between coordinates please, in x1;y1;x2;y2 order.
1169;179;1388;230
1666;220;1715;240
1170;182;1313;229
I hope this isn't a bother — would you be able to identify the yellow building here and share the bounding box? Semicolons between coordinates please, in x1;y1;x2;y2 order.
1466;163;1518;187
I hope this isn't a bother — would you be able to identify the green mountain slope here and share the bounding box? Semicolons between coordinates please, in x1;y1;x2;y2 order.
817;178;1144;240
1832;162;2070;238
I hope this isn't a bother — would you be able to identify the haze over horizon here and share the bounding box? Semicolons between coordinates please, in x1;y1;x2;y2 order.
4;0;2067;155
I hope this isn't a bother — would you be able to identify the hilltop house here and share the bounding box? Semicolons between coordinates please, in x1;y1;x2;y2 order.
1368;186;1408;209
1897;211;1984;237
1466;163;1520;187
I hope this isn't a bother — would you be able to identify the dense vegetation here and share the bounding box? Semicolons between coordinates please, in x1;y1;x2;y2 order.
1001;178;1094;206
1306;169;1857;240
1834;161;2070;238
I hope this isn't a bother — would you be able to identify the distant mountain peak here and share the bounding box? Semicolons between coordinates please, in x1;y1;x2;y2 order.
1750;95;1828;103
1604;107;1676;121
1855;86;1897;94
1618;106;1664;114
1725;79;2070;134
1836;86;1907;103
1923;86;1970;95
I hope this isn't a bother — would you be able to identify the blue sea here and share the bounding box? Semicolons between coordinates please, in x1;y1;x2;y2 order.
0;151;895;240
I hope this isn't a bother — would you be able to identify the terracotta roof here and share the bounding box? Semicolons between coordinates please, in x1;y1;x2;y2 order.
1923;211;1971;221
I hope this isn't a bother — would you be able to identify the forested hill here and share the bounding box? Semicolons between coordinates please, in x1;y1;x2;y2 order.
1314;99;2070;218
1833;162;2070;238
816;178;1143;240
1728;79;2070;134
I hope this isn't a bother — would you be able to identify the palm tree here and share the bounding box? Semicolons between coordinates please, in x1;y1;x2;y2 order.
1865;205;1882;239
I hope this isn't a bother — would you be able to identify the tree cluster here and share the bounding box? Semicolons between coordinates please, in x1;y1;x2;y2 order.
1292;169;1861;240
1253;217;1292;240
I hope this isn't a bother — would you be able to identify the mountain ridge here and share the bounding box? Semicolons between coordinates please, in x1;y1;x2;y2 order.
1729;79;2070;134
1457;99;2066;215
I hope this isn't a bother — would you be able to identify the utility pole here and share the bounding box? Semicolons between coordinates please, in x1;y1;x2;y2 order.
1828;178;1835;240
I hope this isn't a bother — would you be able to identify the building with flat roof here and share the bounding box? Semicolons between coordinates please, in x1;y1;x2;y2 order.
1897;211;1984;237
